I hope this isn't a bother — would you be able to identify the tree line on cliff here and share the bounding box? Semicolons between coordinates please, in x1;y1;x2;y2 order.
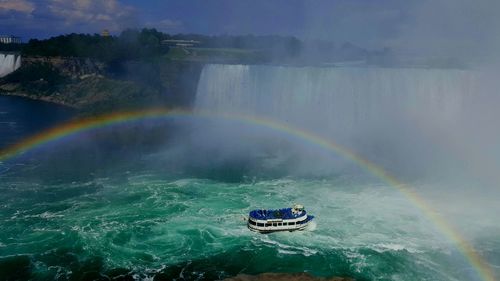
1;28;392;65
0;29;302;62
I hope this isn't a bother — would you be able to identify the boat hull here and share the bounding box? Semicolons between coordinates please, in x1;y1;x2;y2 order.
248;223;309;233
247;215;314;233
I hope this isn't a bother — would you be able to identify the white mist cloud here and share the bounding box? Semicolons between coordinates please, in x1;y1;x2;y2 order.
389;0;500;63
301;1;412;48
300;0;500;63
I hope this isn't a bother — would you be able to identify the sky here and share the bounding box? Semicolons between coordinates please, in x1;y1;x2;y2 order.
1;0;500;59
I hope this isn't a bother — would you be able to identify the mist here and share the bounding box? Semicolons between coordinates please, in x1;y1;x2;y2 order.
179;0;500;185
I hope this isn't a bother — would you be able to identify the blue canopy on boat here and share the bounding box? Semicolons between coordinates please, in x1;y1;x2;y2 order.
249;208;306;220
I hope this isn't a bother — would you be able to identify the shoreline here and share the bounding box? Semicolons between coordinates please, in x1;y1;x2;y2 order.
0;91;78;109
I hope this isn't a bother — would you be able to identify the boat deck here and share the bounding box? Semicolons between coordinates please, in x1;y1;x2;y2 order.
249;208;306;220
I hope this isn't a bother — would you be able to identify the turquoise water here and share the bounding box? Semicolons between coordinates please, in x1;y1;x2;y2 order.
1;97;499;280
2;166;498;281
0;171;471;280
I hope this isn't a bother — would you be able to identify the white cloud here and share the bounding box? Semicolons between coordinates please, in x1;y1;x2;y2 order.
0;0;35;13
0;0;138;36
46;0;136;31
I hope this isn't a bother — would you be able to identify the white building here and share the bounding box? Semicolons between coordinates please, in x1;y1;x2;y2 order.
0;36;22;44
162;39;201;47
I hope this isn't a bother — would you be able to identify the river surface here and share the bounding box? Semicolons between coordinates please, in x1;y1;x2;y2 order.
1;69;499;281
0;96;74;149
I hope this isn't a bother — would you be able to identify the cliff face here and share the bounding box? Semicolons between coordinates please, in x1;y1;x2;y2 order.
117;59;203;107
22;56;106;79
0;56;203;113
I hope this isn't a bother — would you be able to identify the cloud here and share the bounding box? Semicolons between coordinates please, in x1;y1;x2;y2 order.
0;0;34;13
0;0;137;38
46;0;136;32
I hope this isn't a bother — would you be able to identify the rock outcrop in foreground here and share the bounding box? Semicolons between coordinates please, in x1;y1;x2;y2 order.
223;273;354;281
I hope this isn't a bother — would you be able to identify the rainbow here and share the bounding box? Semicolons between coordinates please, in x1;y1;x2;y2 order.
0;108;496;281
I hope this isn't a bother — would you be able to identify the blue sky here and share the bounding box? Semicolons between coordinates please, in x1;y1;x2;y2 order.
1;0;499;57
0;0;417;48
1;0;401;41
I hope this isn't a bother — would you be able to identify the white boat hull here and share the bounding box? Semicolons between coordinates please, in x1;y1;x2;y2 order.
247;214;314;233
247;221;310;233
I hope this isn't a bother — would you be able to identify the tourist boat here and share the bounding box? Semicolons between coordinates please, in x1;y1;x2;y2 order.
247;204;314;233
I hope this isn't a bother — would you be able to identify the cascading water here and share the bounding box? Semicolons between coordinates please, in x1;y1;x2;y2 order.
194;64;485;178
195;64;476;140
0;53;21;78
14;54;21;70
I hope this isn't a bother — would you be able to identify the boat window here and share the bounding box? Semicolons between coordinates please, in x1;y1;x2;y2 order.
272;223;277;227
266;223;271;227
257;223;264;227
249;220;256;225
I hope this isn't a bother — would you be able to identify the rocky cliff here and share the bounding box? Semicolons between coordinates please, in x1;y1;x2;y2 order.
0;56;203;114
21;56;106;78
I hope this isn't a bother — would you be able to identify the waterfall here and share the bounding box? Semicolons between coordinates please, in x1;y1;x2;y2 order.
14;55;21;70
0;54;22;78
193;64;492;177
194;64;478;142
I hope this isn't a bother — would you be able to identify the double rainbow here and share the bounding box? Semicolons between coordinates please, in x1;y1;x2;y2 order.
0;108;496;281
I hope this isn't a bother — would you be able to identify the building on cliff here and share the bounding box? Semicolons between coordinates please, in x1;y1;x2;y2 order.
101;29;110;37
162;39;201;48
0;35;22;44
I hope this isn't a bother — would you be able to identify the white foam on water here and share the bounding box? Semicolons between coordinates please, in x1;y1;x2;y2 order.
306;220;317;232
372;243;422;254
